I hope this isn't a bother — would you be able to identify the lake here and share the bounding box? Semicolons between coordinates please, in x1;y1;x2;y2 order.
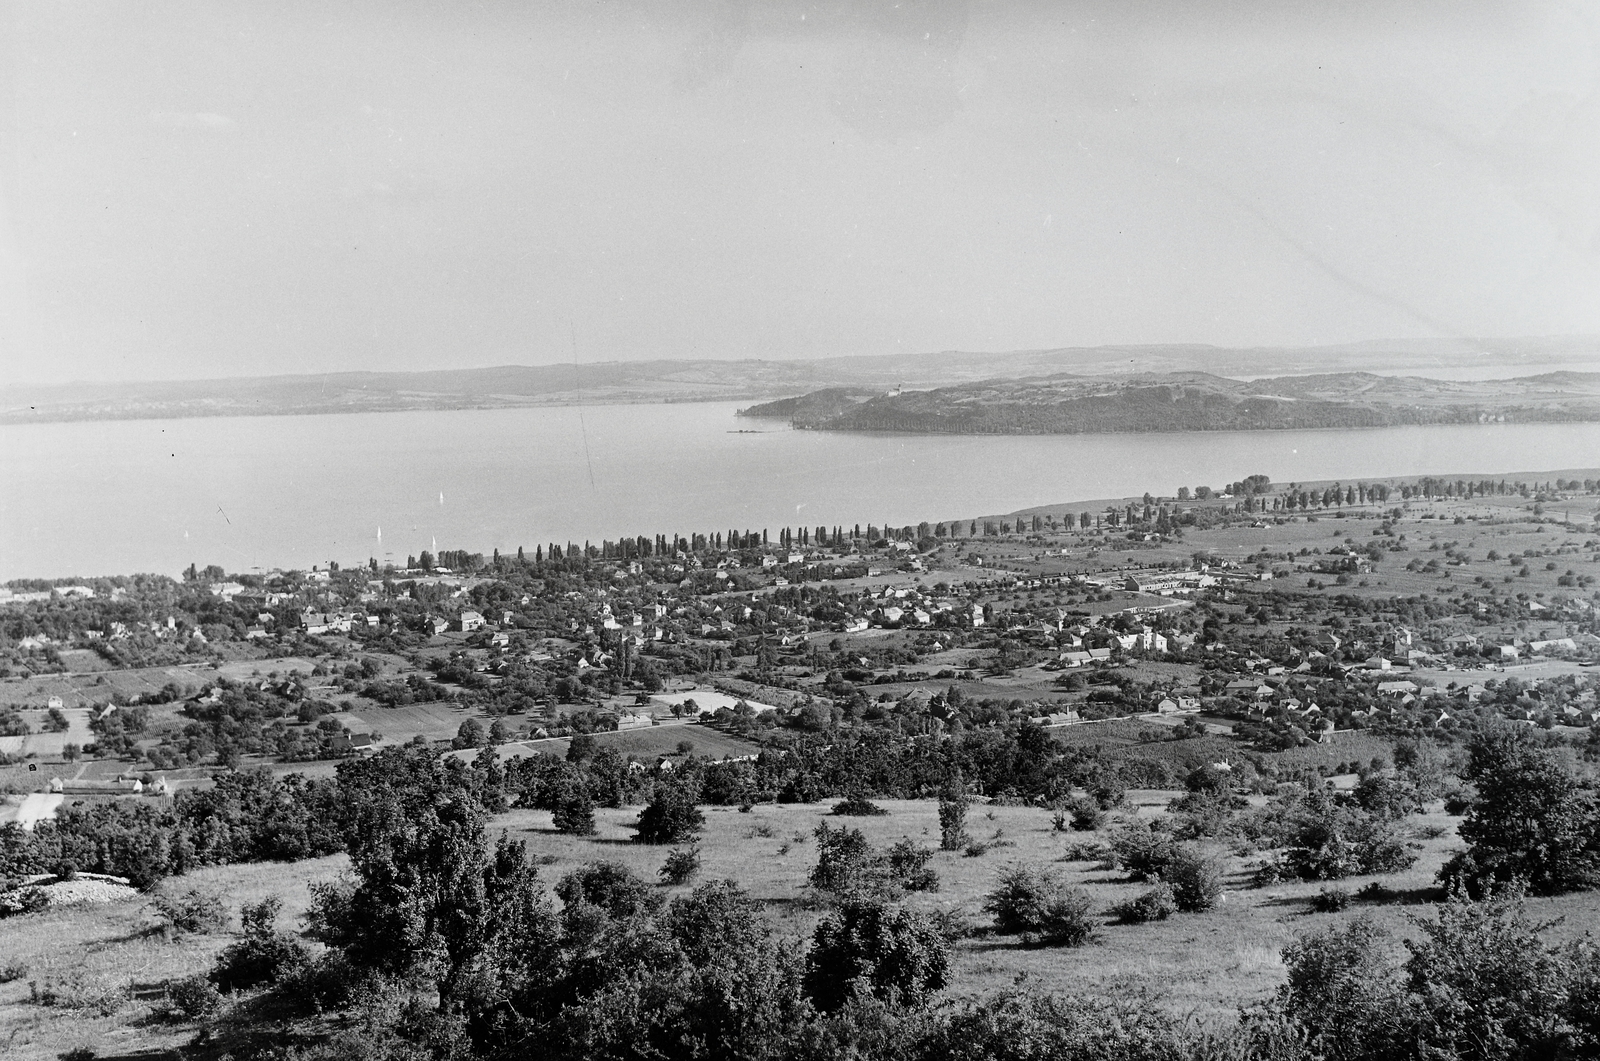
2;401;1596;579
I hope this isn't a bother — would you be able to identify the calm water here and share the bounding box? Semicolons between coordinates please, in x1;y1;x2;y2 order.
2;402;1596;579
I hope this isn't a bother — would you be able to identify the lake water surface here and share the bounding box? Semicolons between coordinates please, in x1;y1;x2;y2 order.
2;402;1596;578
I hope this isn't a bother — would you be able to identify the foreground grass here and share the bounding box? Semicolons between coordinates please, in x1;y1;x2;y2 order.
0;855;345;1061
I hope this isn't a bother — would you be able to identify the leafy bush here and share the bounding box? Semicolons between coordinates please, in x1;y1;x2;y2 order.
1165;849;1224;912
1441;725;1600;896
166;974;222;1020
811;822;880;894
804;898;949;1011
886;838;940;893
153;886;227;936
1065;795;1105;831
633;783;705;845
832;795;889;816
938;795;969;851
1249;789;1418;884
1270;891;1600;1060
555;862;659;922
1111;882;1176;924
1109;824;1177;881
211;896;310;992
659;845;702;886
984;865;1098;947
0;886;49;918
1312;887;1351;913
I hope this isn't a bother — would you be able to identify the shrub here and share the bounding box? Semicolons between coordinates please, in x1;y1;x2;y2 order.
166;974;222;1020
938;795;969;851
886;838;940;893
1313;887;1352;913
279;952;367;1013
30;973;127;1015
153;886;228;936
1250;789;1419;883
1112;882;1177;924
984;864;1098;946
1109;824;1177;881
1057;838;1112;863
810;822;882;895
659;845;702;886
0;886;49;918
1166;849;1224;912
832;795;889;816
556;862;659;922
804;898;949;1011
210;896;310;992
1442;725;1600;896
0;961;27;983
1065;795;1105;831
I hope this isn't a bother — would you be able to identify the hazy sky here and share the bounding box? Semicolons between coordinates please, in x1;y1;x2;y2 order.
3;0;1598;385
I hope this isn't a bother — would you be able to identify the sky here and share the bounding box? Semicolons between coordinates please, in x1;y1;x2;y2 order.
2;0;1598;386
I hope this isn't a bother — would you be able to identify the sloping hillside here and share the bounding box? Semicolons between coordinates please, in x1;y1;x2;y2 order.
756;371;1600;434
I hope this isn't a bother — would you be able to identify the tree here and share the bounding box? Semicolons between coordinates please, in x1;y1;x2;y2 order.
804;898;949;1011
810;822;881;895
452;718;485;750
633;781;705;844
1274;917;1410;1061
566;732;598;763
553;782;598;836
938;795;969;852
1443;724;1600;895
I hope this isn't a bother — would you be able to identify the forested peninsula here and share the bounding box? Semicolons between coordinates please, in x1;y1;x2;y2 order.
739;371;1600;434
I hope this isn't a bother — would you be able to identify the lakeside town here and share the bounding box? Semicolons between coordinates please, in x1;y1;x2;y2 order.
3;467;1600;1059
5;471;1598;793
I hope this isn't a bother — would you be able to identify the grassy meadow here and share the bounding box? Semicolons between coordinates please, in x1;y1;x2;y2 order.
8;791;1600;1058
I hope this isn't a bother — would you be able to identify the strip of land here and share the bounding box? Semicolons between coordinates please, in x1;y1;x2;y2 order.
4;335;1596;424
740;370;1600;434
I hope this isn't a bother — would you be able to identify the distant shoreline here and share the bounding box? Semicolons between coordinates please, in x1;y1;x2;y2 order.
5;336;1595;426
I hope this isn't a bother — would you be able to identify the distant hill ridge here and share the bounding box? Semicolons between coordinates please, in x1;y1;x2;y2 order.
738;370;1600;434
2;336;1595;424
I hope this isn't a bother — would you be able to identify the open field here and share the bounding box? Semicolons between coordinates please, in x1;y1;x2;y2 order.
8;792;1600;1056
451;722;763;764
0;855;346;1061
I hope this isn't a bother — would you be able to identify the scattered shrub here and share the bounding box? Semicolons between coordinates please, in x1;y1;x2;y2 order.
1112;882;1177;924
1313;887;1352;913
659;845;702;886
886;838;940;893
552;784;597;836
633;783;705;845
153;886;228;936
210;895;310;992
938;796;970;852
984;865;1099;947
166;974;222;1020
804;898;949;1011
1166;849;1224;913
832;795;889;816
1065;795;1106;831
1109;824;1178;881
